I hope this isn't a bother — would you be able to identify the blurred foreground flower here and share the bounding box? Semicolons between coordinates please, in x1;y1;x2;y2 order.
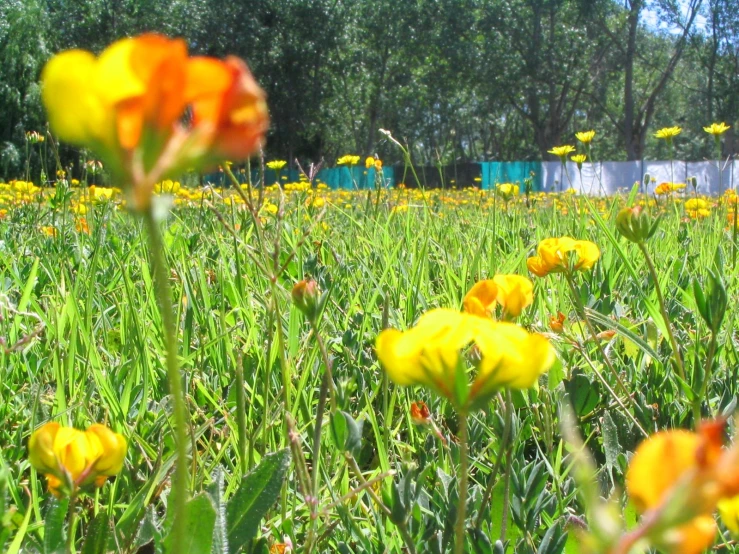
527;237;600;277
621;420;739;554
29;422;127;498
41;33;268;212
463;275;533;319
375;308;554;413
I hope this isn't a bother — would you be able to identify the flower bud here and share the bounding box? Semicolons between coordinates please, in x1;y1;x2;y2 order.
615;206;660;244
292;279;320;320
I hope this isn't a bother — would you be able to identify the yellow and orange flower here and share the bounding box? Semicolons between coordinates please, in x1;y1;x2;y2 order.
375;308;554;412
29;422;127;498
527;237;600;277
463;275;533;319
41;34;268;211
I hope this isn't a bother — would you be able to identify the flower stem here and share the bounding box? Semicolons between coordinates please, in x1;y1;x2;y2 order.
636;242;685;381
143;210;188;552
454;414;469;554
66;494;77;554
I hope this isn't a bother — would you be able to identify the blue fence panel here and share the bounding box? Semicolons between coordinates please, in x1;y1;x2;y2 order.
480;162;542;191
316;167;395;190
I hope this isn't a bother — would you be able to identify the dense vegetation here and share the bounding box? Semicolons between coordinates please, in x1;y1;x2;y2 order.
1;0;737;178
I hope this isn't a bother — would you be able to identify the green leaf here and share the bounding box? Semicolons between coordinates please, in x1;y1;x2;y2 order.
207;469;228;554
81;513;111;554
341;411;364;457
226;448;291;554
564;372;601;417
163;493;217;554
43;498;69;554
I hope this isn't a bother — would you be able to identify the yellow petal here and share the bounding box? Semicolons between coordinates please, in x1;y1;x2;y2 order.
86;424;127;476
41;51;105;145
492;275;533;317
29;422;61;475
463;280;498;317
626;429;701;512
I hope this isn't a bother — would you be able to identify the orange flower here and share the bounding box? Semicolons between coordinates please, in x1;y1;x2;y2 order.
548;312;566;333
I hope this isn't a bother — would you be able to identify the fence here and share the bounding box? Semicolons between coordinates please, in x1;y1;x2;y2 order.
206;159;738;195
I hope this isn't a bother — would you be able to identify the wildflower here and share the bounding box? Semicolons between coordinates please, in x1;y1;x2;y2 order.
89;185;115;202
615;205;660;244
337;155;360;166
654;126;682;140
655;182;686;195
549;312;566;333
623;420;739;553
267;160;287;171
75;218;90;234
41;33;268;212
374;159;383;171
29;422;127;498
570;154;587;170
575;130;595;144
548;145;576;159
292;279;321;320
685;198;708;211
703;122;730;136
40;226;57;237
410;401;431;425
495;183;519;202
463;276;533;319
527;237;600;277
375;308;555;412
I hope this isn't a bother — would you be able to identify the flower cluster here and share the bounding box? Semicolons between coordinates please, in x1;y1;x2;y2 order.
462;275;533;318
29;422;127;498
527;237;600;277
375;308;554;413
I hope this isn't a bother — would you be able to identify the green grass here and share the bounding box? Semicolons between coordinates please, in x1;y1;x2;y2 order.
1;189;738;553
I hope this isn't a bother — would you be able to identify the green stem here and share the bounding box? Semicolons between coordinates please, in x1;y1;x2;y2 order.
235;354;248;475
693;331;718;425
636;242;685;381
307;320;336;550
66;494;78;554
143;210;189;552
454;414;469;554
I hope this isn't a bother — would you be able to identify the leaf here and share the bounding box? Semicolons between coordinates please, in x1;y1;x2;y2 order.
564;372;601;417
601;412;620;474
43;498;69;554
341;411;364;458
207;468;229;554
81;513;111;554
162;493;217;554
226;448;291;554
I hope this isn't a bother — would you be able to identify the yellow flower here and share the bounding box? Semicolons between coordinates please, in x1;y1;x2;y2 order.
337;155;360;166
703;122;730;136
685;198;708;211
623;425;735;554
548;145;576;159
570;154;587;169
29;422;127;497
375;308;554;411
655;182;686;195
495;183;519;201
654;126;682;140
374;159;383;171
40;226;57;237
266;160;287;171
365;156;376;169
575;130;595;144
463;276;533;319
89;185;115;202
527;237;600;277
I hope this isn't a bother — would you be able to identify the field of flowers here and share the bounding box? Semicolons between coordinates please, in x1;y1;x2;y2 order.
2;33;739;554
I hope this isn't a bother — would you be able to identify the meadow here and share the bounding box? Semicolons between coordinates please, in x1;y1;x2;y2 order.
2;33;739;554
